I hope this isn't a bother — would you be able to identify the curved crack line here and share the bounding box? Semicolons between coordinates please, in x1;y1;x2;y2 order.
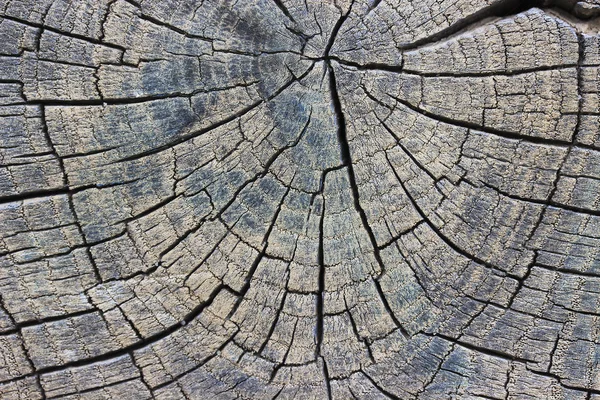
5;283;232;381
381;90;579;150
381;149;521;281
116;62;315;164
395;0;582;51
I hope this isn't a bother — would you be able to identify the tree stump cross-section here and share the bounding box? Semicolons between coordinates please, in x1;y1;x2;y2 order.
1;0;600;398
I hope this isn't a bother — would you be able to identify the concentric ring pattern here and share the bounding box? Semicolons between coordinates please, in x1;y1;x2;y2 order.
1;0;600;398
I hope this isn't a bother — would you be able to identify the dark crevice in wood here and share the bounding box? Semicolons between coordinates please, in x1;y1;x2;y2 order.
503;364;514;400
348;386;360;400
422;332;538;363
98;0;118;44
118;64;314;164
120;0;213;42
114;195;179;226
179;230;228;286
39;105;104;287
60;146;121;160
366;0;383;14
257;275;290;355
398;0;565;51
30;82;259;108
268;320;299;383
271;0;297;24
504;168;567;311
505;30;588;311
402;64;580;78
546;333;561;375
372;278;410;338
382;151;521;282
36;373;47;400
384;92;579;149
361;371;402;400
479;181;600;217
328;63;410;338
391;241;437;306
326;55;404;72
360;80;599;162
121;100;263;163
322;357;332;400
344;297;375;363
0;309;97;340
16;284;230;379
210;109;311;224
535;262;600;279
316;191;326;359
323;0;355;59
463;294;562;325
372;110;438;183
376;221;424;250
120;305;144;341
0;187;71;205
225;184;292;319
0;0;597;395
150;336;236;391
0;14;126;52
414;344;455;399
526;368;600;395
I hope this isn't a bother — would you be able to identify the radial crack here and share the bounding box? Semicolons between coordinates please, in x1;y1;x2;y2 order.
328;62;410;338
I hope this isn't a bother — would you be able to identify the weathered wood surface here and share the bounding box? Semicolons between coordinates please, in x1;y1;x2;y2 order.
0;0;599;398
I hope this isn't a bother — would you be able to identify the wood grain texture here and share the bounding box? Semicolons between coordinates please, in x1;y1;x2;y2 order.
0;0;599;398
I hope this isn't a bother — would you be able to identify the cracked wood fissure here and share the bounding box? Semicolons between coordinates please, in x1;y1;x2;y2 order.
0;0;600;399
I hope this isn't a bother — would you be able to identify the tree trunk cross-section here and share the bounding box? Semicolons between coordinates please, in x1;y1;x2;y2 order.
0;0;600;398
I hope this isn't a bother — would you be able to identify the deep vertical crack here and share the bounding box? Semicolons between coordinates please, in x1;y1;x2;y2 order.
323;0;355;58
328;63;410;338
316;191;326;357
322;357;332;400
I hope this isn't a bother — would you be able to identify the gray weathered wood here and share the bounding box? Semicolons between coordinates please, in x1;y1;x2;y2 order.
0;0;599;398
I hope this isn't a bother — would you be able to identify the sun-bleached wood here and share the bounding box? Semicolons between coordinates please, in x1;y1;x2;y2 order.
0;0;599;399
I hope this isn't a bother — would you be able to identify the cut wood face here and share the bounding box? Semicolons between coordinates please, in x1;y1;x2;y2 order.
0;0;599;398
